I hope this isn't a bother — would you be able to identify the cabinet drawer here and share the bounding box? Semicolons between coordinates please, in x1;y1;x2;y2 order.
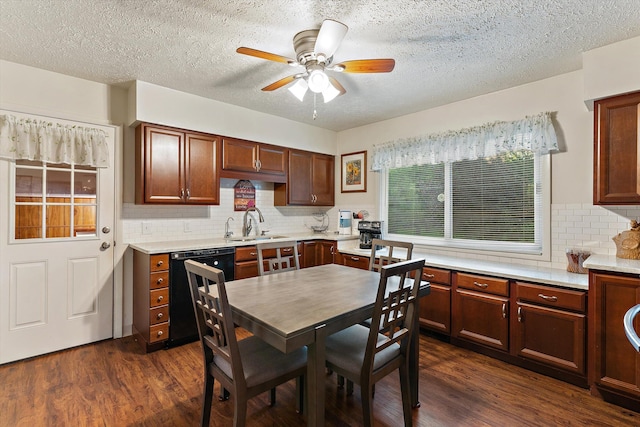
235;246;258;262
515;282;586;312
420;267;451;285
149;271;169;290
150;288;169;307
456;272;509;296
149;323;169;343
149;305;169;325
342;254;370;270
150;254;169;272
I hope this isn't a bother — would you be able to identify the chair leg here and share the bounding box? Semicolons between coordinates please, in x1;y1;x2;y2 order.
361;380;374;427
399;364;413;427
269;387;276;406
219;387;230;401
201;374;215;427
233;396;248;427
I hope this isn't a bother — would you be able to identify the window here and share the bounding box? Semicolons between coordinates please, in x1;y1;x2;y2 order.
13;160;98;240
384;150;547;256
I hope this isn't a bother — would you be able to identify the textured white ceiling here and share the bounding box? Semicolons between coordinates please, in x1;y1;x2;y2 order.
1;1;639;131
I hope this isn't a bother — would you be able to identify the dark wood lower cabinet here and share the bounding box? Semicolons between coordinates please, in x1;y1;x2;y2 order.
589;270;640;411
418;267;452;334
302;240;335;268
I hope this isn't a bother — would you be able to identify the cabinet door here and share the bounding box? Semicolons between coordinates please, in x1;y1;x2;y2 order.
185;133;220;204
140;125;185;203
312;154;335;206
318;240;335;265
419;283;451;334
287;150;313;205
589;271;640;399
514;302;585;374
302;240;319;268
452;288;509;351
222;138;257;172
257;145;287;175
594;91;640;204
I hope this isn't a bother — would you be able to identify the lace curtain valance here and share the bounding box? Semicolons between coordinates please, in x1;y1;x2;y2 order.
371;112;558;171
0;114;109;168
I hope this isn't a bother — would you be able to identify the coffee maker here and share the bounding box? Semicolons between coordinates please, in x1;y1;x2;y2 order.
358;220;383;249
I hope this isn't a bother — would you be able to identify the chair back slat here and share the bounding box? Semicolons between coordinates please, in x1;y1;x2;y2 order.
365;258;425;369
369;239;414;272
185;259;243;381
256;241;300;275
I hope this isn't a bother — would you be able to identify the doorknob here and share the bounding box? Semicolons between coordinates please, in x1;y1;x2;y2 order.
102;226;111;234
101;242;111;250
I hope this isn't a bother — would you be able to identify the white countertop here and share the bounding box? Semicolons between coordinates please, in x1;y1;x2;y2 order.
583;254;640;275
338;242;589;291
127;232;359;254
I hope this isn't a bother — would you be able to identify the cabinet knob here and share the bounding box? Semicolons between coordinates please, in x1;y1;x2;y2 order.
157;295;164;302
157;330;163;337
157;312;163;319
156;260;164;267
156;278;164;284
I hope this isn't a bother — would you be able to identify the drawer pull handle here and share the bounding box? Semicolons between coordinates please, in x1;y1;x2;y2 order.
423;273;435;279
517;306;522;322
351;256;360;261
250;252;257;256
156;260;164;267
502;303;507;319
538;293;558;302
283;248;292;253
157;313;163;319
157;330;163;337
156;278;164;284
157;295;164;302
473;281;489;288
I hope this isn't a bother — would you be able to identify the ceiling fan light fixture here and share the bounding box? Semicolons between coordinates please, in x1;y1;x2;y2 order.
307;66;330;93
322;81;341;103
288;78;308;101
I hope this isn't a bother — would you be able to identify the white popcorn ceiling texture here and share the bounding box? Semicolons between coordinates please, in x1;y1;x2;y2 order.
0;0;639;131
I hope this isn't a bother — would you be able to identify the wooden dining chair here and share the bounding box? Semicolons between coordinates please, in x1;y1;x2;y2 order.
256;240;300;275
369;238;414;272
325;258;425;427
184;259;307;427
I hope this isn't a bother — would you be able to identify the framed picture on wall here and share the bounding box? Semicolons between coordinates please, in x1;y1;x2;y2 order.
341;150;367;193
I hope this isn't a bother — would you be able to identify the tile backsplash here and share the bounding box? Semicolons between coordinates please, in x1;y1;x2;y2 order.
123;182;640;272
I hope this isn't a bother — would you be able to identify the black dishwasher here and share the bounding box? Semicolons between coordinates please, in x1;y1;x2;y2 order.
168;247;235;348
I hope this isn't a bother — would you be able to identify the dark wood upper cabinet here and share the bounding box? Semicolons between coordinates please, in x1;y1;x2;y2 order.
135;123;220;205
275;149;335;206
221;137;287;183
593;91;640;205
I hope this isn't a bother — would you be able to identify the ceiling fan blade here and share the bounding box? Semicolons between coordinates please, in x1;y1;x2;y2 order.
262;75;299;91
314;19;348;59
236;47;295;64
336;59;396;73
328;77;346;96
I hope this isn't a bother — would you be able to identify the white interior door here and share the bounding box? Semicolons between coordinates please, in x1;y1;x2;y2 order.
0;112;115;364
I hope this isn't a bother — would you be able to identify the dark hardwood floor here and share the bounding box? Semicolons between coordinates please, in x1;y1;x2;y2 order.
1;330;637;426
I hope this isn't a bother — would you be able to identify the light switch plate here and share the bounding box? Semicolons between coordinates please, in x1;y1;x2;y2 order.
142;221;152;235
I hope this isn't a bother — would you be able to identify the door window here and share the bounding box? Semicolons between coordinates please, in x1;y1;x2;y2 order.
13;160;98;240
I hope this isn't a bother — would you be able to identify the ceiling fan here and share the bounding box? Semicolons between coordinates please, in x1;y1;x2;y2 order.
237;19;395;105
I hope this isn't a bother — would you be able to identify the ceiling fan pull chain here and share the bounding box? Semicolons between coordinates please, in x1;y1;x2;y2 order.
313;93;318;120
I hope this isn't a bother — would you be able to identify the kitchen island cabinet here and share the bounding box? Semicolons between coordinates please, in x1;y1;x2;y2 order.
588;269;640;411
593;91;640;205
135;123;220;205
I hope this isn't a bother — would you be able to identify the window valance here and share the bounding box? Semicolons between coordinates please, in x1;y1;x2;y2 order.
371;112;558;171
0;114;109;168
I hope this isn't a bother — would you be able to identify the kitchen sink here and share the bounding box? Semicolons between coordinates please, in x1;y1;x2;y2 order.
226;235;287;242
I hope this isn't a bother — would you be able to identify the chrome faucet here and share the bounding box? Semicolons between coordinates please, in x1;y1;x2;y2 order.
242;207;264;237
224;217;234;239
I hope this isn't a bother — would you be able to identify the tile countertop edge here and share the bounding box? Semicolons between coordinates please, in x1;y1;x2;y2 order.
338;243;589;291
582;254;640;275
127;233;359;255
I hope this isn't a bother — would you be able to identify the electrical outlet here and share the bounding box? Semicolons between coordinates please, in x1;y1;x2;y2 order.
142;221;152;235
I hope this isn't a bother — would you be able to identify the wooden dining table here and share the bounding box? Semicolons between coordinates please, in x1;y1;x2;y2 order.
225;263;430;426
